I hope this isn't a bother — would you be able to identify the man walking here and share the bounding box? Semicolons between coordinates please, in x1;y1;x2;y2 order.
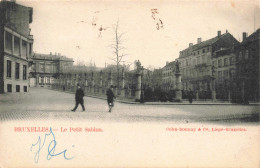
106;85;116;112
71;84;85;112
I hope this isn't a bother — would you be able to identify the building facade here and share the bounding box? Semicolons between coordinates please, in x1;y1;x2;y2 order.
212;47;236;100
177;31;239;99
162;61;176;91
233;29;260;102
29;53;74;87
0;1;33;93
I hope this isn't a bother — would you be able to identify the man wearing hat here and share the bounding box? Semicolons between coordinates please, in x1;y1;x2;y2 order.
71;84;85;112
106;85;116;112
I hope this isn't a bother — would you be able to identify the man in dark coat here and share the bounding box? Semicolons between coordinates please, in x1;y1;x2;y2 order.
71;84;85;112
106;85;116;112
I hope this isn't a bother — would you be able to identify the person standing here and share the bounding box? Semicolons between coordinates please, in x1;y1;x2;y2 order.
71;84;85;112
106;85;116;112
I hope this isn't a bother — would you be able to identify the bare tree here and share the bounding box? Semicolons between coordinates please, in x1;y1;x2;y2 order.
109;20;128;89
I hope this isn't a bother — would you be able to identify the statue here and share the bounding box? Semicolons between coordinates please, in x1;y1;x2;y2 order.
135;60;142;73
175;60;180;73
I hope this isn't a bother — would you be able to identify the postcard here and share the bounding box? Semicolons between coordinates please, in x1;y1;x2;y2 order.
0;0;259;167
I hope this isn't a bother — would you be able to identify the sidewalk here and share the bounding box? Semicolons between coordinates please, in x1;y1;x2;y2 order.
51;88;260;106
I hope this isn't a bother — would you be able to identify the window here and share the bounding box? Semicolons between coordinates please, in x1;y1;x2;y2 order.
24;86;27;92
16;85;20;92
230;69;235;79
47;77;50;84
29;43;32;56
207;55;211;64
223;70;229;79
218;59;222;67
5;31;12;51
39;64;44;72
23;65;27;80
218;71;222;81
15;63;20;79
7;60;11;78
7;84;12;92
46;64;52;73
22;40;27;57
245;50;249;59
14;36;20;55
202;49;205;53
224;58;228;66
198;50;200;55
230;56;235;65
40;77;44;85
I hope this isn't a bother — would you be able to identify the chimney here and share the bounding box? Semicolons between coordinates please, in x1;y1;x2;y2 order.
242;32;248;41
218;31;221;37
189;43;193;47
197;38;201;44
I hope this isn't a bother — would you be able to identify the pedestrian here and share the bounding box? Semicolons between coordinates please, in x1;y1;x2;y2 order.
71;84;85;112
188;88;193;104
106;85;116;112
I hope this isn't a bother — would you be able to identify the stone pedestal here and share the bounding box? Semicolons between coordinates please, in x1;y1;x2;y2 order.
175;73;182;102
135;73;141;101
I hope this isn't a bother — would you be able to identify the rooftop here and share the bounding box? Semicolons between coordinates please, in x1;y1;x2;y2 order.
32;53;74;62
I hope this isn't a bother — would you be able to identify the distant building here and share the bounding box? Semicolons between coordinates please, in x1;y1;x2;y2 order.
233;29;260;102
29;52;74;87
162;61;176;91
0;1;33;93
177;30;239;99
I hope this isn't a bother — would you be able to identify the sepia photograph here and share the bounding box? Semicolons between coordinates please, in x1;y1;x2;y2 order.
0;0;259;167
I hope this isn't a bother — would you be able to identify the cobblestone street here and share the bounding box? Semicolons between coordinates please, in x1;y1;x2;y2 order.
0;87;259;123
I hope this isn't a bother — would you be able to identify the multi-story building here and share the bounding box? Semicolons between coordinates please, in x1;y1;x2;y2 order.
233;29;260;103
162;61;176;91
0;1;33;93
177;30;239;99
212;47;236;100
29;52;74;87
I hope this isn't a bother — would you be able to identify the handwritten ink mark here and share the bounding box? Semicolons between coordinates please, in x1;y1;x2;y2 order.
30;127;74;163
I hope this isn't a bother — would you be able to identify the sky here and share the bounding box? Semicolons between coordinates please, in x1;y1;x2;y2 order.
17;0;260;69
